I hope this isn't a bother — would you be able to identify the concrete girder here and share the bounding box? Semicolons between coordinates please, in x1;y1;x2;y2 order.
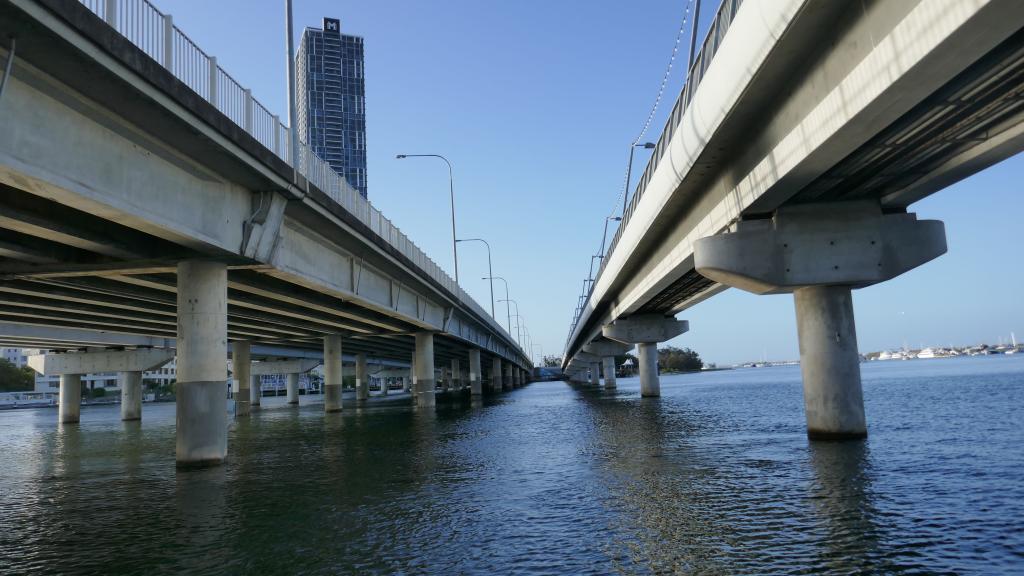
28;348;173;375
582;340;632;357
602;314;689;345
246;358;321;376
694;202;946;294
572;351;601;365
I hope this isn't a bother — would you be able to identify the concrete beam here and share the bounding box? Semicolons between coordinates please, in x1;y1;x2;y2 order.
245;358;321;376
582;340;632;357
28;348;174;376
602;314;689;345
694;202;946;294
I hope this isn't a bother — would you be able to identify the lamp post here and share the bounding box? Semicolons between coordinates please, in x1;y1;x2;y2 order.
285;0;299;171
532;344;543;367
396;154;458;283
622;142;656;216
457;238;494;319
484;275;512;335
598;215;622;261
501;301;524;344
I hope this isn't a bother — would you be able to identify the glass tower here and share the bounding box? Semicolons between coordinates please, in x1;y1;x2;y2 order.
296;17;367;198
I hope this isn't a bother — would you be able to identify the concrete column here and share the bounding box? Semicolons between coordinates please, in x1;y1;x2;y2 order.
58;373;82;424
794;285;867;440
503;363;513;391
516;367;523;387
232;341;251;417
602;356;617;390
175;260;228;467
638;342;659;397
381;374;389;396
468;344;481;393
250;374;261;408
451;358;461;391
120;371;142;421
415;332;435;407
355;353;368;402
440;367;450;392
491;357;502;393
406;353;415;393
286;373;299;404
589;363;599;386
324;334;343;412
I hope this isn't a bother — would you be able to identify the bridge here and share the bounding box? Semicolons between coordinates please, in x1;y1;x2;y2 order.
564;0;1024;439
0;0;531;466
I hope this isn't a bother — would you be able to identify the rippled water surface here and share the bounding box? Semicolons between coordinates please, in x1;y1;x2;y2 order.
1;356;1022;574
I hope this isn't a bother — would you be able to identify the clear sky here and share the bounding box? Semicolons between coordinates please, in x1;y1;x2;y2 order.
164;0;1023;366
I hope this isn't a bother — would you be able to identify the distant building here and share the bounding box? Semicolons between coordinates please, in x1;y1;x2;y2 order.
296;17;368;197
2;347;28;367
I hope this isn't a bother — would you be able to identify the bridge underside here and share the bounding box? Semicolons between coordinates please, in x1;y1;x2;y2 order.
630;25;1024;317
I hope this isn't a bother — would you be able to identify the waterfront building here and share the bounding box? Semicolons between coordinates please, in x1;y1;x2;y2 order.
296;17;368;197
2;347;27;367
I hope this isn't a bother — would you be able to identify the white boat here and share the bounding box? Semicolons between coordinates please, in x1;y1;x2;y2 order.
917;348;936;359
878;350;893;360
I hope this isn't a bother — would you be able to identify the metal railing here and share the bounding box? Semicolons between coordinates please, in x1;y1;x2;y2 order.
567;0;745;347
75;0;525;359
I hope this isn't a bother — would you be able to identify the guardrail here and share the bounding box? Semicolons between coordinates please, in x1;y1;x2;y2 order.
567;0;745;348
74;0;525;360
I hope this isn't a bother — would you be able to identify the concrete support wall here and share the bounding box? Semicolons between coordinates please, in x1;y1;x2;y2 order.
638;343;659;397
794;285;867;439
287;373;299;404
120;371;142;421
491;358;502;393
175;260;228;467
323;335;343;412
232;341;251;417
589;363;599;386
415;332;435;407
602;356;617;390
504;363;513;391
59;373;81;424
250;374;261;408
355;353;368;402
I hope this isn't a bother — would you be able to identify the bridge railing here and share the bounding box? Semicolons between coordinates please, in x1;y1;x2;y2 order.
75;0;526;359
569;0;745;343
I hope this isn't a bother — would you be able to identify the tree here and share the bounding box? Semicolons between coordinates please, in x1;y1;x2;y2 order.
614;352;638;375
658;346;703;372
542;355;562;367
0;359;35;392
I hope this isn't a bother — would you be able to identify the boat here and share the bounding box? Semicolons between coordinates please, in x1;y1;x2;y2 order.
878;350;893;360
917;348;936;359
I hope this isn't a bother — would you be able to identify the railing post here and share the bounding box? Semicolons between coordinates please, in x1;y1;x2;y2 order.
273;115;281;155
104;0;117;28
243;88;253;132
162;14;174;70
208;56;218;105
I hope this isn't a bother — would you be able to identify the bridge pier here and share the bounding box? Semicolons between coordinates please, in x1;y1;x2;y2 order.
603;314;689;397
451;359;462;391
695;201;946;440
324;335;344;412
250;374;261;409
287;373;300;404
58;373;82;424
491;358;502;393
415;332;436;407
175;260;228;467
503;363;513;391
602;357;617;390
232;341;251;417
355;353;368;402
120;371;143;421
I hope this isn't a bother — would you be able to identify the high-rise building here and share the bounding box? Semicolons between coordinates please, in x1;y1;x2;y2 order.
296;17;368;198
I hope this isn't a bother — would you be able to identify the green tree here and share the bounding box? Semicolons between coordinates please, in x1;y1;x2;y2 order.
0;359;35;392
657;346;703;372
542;355;562;367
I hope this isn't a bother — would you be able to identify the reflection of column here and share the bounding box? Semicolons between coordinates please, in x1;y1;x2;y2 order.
58;373;82;424
324;335;343;412
175;467;228;572
176;260;228;466
808;441;879;567
286;373;299;404
120;371;143;421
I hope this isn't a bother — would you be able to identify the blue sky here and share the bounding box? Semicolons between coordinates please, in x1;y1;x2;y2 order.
165;0;1023;366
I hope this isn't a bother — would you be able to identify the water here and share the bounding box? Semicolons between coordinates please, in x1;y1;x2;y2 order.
1;356;1022;575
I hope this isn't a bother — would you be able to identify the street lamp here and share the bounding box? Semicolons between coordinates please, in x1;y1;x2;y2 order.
532;344;543;367
457;238;494;319
622;142;656;217
396;154;459;283
501;299;521;345
598;215;622;261
484;275;512;336
510;313;526;349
